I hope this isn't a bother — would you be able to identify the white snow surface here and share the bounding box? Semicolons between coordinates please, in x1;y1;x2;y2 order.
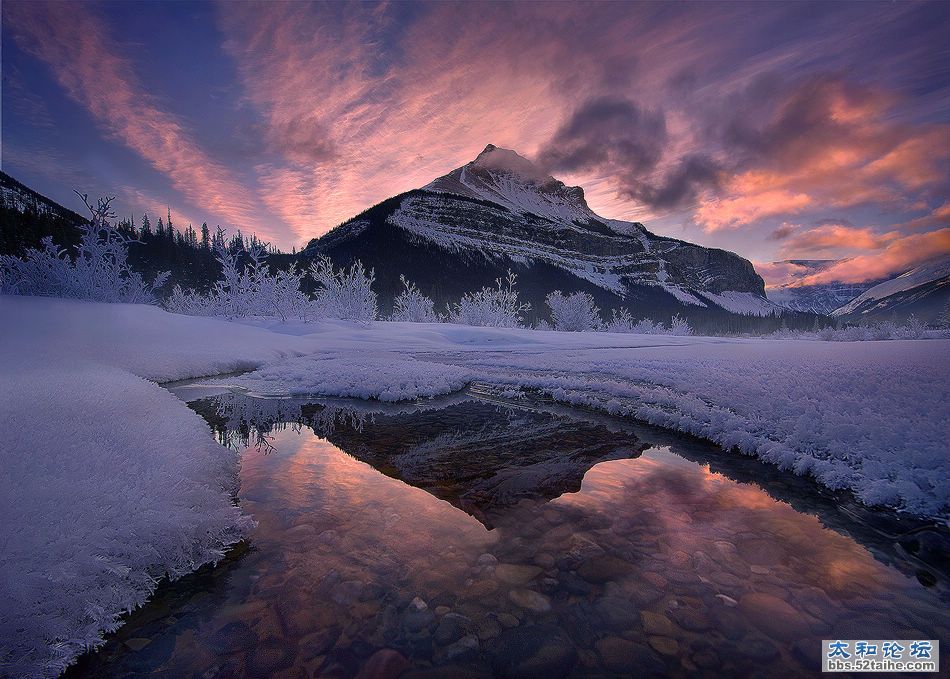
0;297;317;678
2;297;949;676
832;256;950;316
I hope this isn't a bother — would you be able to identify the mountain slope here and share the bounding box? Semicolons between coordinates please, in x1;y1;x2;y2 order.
306;145;780;326
765;260;881;315
832;257;950;323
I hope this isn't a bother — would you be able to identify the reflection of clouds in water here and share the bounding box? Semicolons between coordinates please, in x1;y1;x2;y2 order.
557;452;893;597
241;429;494;597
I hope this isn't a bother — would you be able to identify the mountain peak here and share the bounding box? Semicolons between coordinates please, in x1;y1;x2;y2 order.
471;144;548;181
425;144;593;221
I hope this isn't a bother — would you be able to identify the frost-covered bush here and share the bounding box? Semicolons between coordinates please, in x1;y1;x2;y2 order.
546;290;602;331
390;275;439;323
165;241;309;322
772;317;938;341
448;270;530;327
0;194;169;303
603;307;689;335
668;314;693;336
605;307;635;332
309;256;377;322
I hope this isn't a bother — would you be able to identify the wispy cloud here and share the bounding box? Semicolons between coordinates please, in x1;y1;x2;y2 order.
4;1;283;240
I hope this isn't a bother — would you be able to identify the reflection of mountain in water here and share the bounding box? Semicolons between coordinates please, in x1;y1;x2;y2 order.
193;394;645;528
324;400;645;527
191;391;947;586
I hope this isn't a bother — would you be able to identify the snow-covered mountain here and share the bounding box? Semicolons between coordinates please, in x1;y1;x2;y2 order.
307;145;780;325
832;257;950;323
765;260;880;315
0;171;86;224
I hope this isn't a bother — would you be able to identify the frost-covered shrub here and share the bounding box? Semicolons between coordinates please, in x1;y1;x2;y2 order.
165;240;309;322
448;270;530;327
774;316;936;341
605;307;636;332
309;256;377;321
0;194;169;303
668;314;693;336
390;275;439;323
546;291;602;331
603;307;683;335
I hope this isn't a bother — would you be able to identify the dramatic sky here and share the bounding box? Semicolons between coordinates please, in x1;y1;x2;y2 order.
3;0;949;286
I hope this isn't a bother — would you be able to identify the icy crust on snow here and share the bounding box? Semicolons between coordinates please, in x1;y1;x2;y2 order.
0;297;317;678
231;352;471;401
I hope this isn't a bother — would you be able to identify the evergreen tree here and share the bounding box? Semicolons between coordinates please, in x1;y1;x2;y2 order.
140;213;152;238
200;222;210;250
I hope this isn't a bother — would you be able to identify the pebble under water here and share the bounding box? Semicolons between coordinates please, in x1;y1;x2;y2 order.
66;391;949;678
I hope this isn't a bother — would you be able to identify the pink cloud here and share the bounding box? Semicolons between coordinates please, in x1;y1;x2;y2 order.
797;229;950;284
5;1;285;242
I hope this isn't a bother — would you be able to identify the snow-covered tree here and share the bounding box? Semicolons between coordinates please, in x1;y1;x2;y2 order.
309;256;377;321
605;307;636;332
0;193;169;303
165;231;308;321
667;314;693;336
390;275;439;322
546;290;602;331
447;270;530;327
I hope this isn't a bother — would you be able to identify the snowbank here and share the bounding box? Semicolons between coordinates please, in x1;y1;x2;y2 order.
0;297;317;678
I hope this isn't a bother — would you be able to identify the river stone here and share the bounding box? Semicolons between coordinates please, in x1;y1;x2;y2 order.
299;626;341;660
710;606;749;641
210;621;258;654
477;615;503;641
577;555;634;584
404;598;436;632
354;648;411;679
438;635;480;664
741;637;780;662
648;636;679;656
595;597;640;631
332;579;365;605
508;589;551;613
497;613;520;628
595;637;658;674
477;553;499;566
739;593;810;638
496;564;543;586
249;637;296;675
640;611;674;636
489;625;578;679
123;637;151;652
434;613;475;645
670;607;712;632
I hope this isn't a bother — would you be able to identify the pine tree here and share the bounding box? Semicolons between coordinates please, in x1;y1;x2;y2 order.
200;222;210;250
156;216;165;238
140;213;152;238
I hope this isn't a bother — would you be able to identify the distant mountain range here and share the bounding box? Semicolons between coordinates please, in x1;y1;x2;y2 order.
306;144;783;325
765;257;950;323
765;260;882;315
831;257;950;323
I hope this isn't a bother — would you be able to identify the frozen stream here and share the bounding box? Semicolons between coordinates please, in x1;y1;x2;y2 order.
66;392;949;678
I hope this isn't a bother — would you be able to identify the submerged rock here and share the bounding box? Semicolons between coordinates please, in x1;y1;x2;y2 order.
489;625;577;679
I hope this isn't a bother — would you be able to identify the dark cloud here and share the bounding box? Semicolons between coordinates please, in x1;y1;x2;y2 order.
712;74;877;169
623;154;722;210
538;96;667;176
768;224;796;241
538;96;721;210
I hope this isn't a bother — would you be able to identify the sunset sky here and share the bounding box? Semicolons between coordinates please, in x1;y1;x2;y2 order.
3;0;949;286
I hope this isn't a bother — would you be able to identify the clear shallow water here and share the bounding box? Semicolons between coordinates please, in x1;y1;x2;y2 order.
67;393;949;678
